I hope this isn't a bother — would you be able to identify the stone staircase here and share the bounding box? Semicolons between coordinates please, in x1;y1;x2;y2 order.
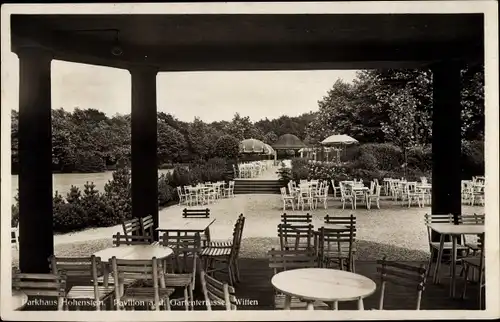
233;179;282;194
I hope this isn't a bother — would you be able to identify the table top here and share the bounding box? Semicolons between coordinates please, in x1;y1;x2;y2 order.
428;223;485;235
94;244;173;262
351;186;368;190
271;268;377;302
157;218;216;232
11;290;28;310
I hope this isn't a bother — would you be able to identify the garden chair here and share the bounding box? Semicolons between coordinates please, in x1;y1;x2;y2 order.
374;257;427;310
12;271;67;311
366;184;381;209
161;232;201;311
297;186;315;211
278;223;315;252
330;179;341;198
11;223;19;250
121;217;142;241
113;232;153;246
339;183;354;210
49;255;114;310
403;182;421;208
460;213;485;256
317;226;356;272
461;233;485;309
200;270;238;310
470;183;485;206
176;186;189;206
223;181;235;198
280;187;295;211
315;184;329;209
423;214;468;283
110;257;174;311
201;215;245;286
267;248;329;310
140;215;160;245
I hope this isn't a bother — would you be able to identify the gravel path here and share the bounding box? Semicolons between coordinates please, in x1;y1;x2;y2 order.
11;194;484;267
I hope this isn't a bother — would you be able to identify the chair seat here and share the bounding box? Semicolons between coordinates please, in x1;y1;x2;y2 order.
201;247;232;257
323;251;352;260
121;287;175;301
274;294;329;310
465;242;480;251
164;274;193;287
430;242;469;250
462;257;482;268
67;285;114;300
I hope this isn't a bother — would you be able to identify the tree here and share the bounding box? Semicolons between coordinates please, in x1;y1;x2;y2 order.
214;134;240;159
263;131;278;145
157;121;188;163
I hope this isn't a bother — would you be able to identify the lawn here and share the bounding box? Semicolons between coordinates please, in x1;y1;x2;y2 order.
11;194;485;268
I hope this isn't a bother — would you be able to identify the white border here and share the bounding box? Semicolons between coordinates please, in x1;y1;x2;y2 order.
1;1;499;321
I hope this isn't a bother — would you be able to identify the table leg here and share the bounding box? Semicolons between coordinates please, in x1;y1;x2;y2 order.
451;235;457;298
306;301;314;310
284;295;291;310
433;234;445;284
357;298;364;310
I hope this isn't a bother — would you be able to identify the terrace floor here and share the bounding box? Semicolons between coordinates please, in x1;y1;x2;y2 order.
19;258;482;311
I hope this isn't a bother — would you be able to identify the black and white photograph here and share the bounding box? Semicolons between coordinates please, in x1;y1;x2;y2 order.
1;1;498;321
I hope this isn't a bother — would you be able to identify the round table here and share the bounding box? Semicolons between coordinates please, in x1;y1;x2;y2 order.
11;290;28;310
271;268;377;310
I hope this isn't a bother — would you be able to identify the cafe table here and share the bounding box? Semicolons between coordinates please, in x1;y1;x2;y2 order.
427;223;485;298
10;290;28;311
271;268;376;310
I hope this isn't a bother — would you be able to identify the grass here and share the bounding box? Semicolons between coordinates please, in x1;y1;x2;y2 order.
11;194;484;269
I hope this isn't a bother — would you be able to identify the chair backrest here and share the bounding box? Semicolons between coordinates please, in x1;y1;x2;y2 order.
182;208;210;218
200;270;237;310
12;271;67;310
324;214;356;229
113;232;153;246
161;231;202;254
277;223;314;251
110;257;163;309
176;186;184;196
140;215;155;236
267;248;317;274
317;227;355;266
374;184;382;197
280;187;288;197
121;217;141;239
376;257;426;310
374;178;380;186
458;213;485;225
281;213;312;224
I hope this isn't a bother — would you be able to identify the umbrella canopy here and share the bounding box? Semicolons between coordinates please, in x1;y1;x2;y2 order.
263;144;275;155
272;134;306;150
239;138;267;153
321;134;359;146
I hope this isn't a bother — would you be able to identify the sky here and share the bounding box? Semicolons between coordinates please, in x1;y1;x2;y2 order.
7;55;358;123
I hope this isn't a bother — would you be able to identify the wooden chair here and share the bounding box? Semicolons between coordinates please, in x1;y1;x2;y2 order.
267;248;329;310
423;213;468;283
11;224;19;250
139;215;160;245
121;218;142;241
182;208;210;218
281;213;312;225
461;233;485;309
317;226;356;272
12;271;67;311
113;232;153;246
201;216;245;286
110;257;174;311
459;214;485;255
278;223;314;252
280;187;295;211
49;255;114;310
375;257;427;310
161;232;201;311
200;270;238;310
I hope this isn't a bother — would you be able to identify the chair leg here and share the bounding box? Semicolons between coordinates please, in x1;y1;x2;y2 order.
462;264;470;299
234;260;241;282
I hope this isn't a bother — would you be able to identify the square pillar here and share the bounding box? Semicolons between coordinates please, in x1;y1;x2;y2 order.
130;66;159;240
16;47;53;273
431;61;463;258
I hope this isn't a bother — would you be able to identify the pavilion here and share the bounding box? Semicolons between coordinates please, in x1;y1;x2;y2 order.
272;134;307;161
9;12;484;273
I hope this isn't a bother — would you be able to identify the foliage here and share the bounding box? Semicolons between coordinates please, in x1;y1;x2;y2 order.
276;162;293;183
214;135;240;159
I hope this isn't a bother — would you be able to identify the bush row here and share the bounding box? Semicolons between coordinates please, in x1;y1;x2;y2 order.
11;158;230;233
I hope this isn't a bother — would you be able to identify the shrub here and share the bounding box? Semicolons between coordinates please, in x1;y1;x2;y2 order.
461;140;484;179
158;174;175;205
102;167;132;225
11;191;19;227
171;165;191;187
406;145;432;173
53;190;88;233
277;162;293;183
80;182;108;227
357;143;403;171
